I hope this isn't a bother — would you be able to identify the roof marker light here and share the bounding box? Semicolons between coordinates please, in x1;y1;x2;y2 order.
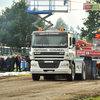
97;30;100;33
39;27;42;31
60;27;63;31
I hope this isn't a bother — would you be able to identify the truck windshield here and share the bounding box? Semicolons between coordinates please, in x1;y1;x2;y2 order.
32;34;68;48
92;38;100;47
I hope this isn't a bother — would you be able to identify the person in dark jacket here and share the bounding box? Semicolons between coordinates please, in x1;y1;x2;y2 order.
6;55;11;71
26;55;31;71
0;56;4;71
15;54;21;72
10;54;16;72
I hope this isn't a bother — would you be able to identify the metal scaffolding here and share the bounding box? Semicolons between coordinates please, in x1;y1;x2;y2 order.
26;0;71;30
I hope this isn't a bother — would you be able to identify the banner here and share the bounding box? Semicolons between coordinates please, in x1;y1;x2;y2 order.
83;3;100;10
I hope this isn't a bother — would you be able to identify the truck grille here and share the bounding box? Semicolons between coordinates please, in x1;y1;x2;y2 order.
34;52;64;60
34;52;64;55
38;61;60;68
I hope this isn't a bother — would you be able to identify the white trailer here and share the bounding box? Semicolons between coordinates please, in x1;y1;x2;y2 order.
26;28;86;81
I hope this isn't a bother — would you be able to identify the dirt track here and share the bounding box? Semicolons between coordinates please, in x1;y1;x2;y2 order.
0;75;100;100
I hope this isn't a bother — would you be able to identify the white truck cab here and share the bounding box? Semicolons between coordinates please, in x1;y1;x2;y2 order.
26;28;86;81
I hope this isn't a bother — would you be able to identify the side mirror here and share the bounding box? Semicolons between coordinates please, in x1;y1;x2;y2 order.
18;48;21;53
26;35;31;47
73;38;76;44
26;35;30;42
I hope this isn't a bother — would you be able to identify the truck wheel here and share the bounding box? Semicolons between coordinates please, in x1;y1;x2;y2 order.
75;62;86;80
32;74;40;81
81;62;86;80
67;64;75;81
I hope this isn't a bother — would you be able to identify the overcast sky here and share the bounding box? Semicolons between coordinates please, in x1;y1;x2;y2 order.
0;0;13;10
0;0;88;29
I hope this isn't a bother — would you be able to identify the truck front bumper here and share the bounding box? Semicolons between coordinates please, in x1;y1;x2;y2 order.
31;60;71;74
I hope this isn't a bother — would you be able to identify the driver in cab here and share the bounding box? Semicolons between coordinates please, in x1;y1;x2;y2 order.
38;37;49;44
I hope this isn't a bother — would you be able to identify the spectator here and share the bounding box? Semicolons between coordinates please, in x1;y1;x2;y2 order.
16;54;21;72
26;55;31;71
0;56;4;71
10;54;16;72
6;55;11;71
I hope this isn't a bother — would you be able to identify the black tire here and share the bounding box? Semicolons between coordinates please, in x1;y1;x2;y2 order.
67;64;75;81
32;74;40;81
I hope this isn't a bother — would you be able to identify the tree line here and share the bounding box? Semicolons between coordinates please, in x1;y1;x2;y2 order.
0;0;45;48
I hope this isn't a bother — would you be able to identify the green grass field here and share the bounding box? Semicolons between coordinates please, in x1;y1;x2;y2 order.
80;96;100;100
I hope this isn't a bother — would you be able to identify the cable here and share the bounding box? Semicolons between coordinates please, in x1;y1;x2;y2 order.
69;0;86;4
71;9;84;11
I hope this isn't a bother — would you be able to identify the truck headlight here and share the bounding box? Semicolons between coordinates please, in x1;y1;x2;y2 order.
31;64;37;66
61;64;69;66
61;64;66;66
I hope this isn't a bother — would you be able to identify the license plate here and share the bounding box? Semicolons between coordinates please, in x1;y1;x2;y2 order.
44;61;53;63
